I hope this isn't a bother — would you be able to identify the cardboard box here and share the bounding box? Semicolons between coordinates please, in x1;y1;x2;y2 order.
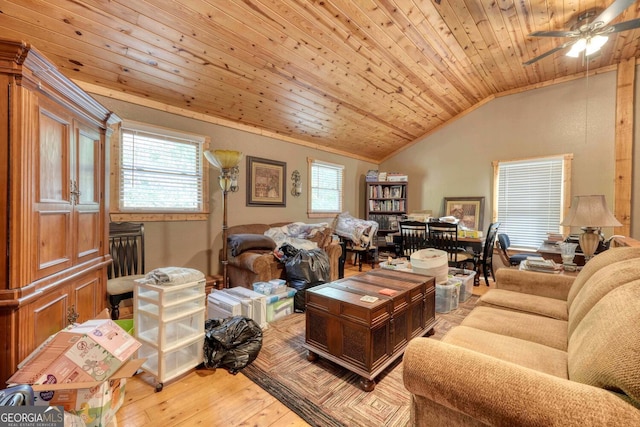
31;359;144;427
9;318;141;384
7;310;144;427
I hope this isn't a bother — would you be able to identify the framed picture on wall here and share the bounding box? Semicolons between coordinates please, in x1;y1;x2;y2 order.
443;197;485;231
246;156;286;207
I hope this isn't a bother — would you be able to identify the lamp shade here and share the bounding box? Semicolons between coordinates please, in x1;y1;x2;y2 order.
204;150;243;170
560;195;622;227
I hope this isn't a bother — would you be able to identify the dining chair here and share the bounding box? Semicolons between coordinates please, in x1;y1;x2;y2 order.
474;222;501;286
398;220;428;256
426;221;475;269
107;222;145;320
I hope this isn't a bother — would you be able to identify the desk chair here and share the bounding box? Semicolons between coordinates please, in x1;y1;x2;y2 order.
398;220;428;256
427;221;474;269
107;222;145;320
497;233;529;267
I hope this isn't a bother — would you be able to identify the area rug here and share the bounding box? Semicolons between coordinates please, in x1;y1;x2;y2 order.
241;295;479;427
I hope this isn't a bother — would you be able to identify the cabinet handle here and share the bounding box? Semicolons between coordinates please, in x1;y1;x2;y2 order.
70;180;81;204
67;305;79;325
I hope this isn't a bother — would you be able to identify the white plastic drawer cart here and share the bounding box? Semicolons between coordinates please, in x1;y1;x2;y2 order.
134;278;206;391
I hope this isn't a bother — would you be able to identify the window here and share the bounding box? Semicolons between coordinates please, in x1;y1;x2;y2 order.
493;154;572;249
308;158;344;217
112;121;209;221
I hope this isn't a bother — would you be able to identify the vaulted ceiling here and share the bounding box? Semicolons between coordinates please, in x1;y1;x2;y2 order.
2;1;639;163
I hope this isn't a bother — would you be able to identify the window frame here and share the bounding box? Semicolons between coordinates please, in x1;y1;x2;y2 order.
492;154;573;250
110;120;210;222
307;157;345;219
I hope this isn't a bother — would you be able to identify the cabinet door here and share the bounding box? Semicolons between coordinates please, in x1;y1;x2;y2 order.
73;121;103;264
33;100;73;280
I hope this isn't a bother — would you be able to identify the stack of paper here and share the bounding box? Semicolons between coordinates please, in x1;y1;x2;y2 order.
521;258;562;273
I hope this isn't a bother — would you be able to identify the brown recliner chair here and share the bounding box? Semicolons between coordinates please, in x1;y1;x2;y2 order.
223;223;342;288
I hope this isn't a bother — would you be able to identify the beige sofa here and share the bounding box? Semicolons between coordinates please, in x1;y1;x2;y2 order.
403;246;640;426
225;222;342;288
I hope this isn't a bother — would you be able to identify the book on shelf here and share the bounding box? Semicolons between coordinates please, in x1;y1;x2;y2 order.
387;173;408;182
365;170;379;182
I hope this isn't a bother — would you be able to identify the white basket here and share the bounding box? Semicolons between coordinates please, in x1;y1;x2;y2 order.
411;249;449;283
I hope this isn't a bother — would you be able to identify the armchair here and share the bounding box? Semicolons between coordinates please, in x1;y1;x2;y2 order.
224;222;342;288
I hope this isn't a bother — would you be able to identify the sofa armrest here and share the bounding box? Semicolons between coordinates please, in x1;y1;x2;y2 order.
324;242;343;281
494;267;575;300
403;338;640;426
228;251;274;274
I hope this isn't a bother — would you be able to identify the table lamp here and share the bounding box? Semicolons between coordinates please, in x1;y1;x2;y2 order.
560;195;621;262
204;149;243;287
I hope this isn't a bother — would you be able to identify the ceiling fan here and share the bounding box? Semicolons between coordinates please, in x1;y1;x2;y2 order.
523;0;640;65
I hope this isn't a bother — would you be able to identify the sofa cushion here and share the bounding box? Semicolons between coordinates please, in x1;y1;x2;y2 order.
568;258;640;338
478;288;568;320
228;234;276;256
461;306;567;350
442;326;568;378
568;281;640;407
566;246;640;310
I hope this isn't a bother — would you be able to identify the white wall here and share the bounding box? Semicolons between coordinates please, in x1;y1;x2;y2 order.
381;70;624;237
94;95;377;275
94;65;638;275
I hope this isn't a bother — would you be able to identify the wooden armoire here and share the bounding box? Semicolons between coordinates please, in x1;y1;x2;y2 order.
0;39;119;384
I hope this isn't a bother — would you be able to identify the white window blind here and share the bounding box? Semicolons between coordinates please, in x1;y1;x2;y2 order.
120;121;206;212
308;158;344;215
495;156;566;249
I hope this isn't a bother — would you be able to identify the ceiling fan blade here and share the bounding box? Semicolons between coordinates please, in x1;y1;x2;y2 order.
592;0;635;28
605;17;640;33
522;40;577;66
529;30;580;38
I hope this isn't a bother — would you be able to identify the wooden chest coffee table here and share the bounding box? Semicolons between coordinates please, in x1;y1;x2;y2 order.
303;269;435;391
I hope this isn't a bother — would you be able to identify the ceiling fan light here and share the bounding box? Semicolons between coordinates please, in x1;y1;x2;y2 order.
586;35;609;55
566;38;587;57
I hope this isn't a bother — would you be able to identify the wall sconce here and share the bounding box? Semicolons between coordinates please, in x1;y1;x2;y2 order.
291;170;302;197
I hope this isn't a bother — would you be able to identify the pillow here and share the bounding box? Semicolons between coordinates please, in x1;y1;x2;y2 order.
228;234;276;257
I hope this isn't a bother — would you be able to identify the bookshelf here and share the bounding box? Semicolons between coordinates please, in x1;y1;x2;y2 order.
366;181;408;233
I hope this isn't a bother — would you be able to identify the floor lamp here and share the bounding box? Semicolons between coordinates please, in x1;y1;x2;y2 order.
204;149;243;288
560;195;622;262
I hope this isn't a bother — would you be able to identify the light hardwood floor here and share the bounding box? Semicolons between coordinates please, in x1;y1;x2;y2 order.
114;259;496;426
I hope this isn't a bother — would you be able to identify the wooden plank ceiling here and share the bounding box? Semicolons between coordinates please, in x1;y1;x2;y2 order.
1;0;639;163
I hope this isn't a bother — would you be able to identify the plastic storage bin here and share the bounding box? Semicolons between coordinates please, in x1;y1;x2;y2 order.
252;281;286;295
134;278;206;391
449;268;476;302
265;289;297;322
435;282;459;313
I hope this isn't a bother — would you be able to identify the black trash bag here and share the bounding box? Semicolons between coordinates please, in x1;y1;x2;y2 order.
203;316;263;374
279;243;300;259
289;278;327;312
285;249;331;312
285;248;330;283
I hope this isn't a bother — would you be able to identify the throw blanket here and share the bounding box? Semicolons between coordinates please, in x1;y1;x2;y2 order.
138;267;205;286
264;222;328;251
